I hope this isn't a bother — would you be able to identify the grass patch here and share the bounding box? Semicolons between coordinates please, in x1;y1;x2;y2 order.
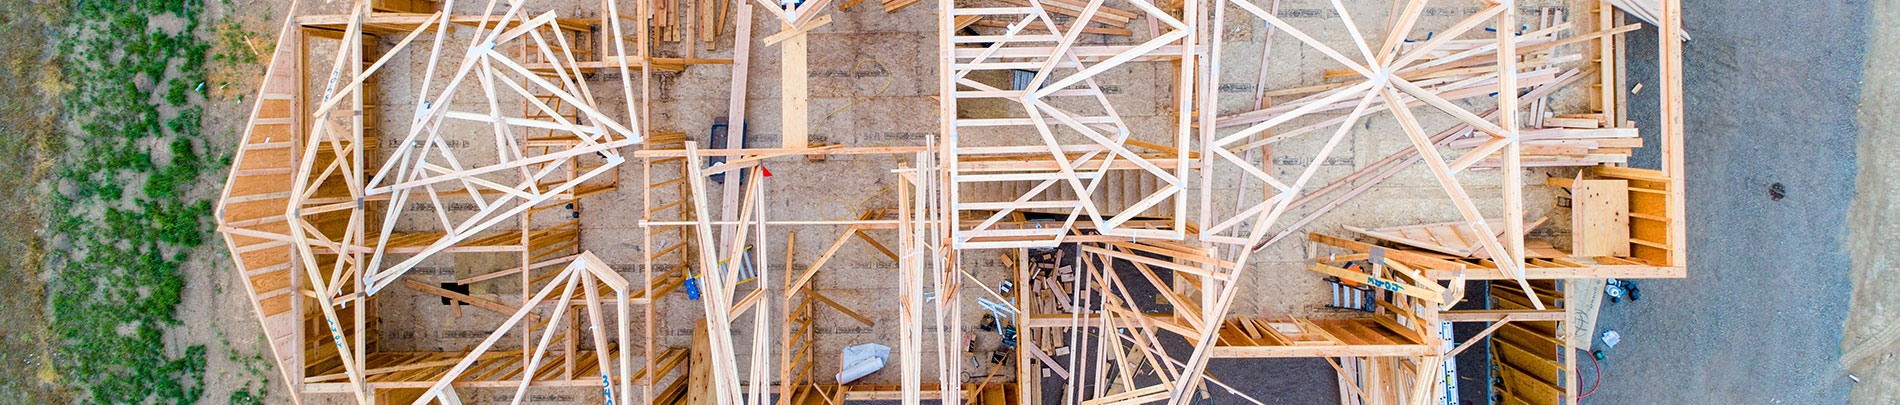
218;331;273;405
44;0;219;402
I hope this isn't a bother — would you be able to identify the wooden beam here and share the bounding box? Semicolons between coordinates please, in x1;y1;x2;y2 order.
682;143;746;403
727;2;755;149
1023;342;1072;380
762;14;831;45
806;289;878;327
403;279;543;323
1209;344;1436;358
779;26;809;148
1439;309;1565;322
786;228;859;294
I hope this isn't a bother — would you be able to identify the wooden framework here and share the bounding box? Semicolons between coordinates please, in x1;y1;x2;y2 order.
938;0;1197;248
215;0;1689;404
214;0;706;401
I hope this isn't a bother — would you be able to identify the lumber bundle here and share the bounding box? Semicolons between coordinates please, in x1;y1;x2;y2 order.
1448;125;1641;168
648;0;734;55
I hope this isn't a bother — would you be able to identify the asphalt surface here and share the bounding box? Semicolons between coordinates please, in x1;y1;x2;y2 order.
1586;1;1864;403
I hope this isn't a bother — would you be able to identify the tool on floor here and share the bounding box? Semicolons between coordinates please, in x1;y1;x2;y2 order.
991;324;1018;365
717;245;759;284
975;297;1016;324
1326;262;1377;312
1605;279;1641;303
683;272;701;300
966;336;982;371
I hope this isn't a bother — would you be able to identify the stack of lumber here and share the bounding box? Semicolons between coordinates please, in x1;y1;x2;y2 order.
650;0;682;41
648;0;728;54
1447;118;1643;168
1343;217;1567;260
1404;9;1647;169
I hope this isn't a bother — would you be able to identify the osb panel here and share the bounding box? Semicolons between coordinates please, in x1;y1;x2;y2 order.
252;268;295;293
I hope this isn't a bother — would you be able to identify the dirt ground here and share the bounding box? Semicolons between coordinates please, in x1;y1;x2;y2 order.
171;0;301;402
0;0;69;401
0;0;294;402
1843;0;1900;402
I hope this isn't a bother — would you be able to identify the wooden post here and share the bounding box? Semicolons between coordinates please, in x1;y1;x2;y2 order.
1661;0;1685;267
780;31;808;148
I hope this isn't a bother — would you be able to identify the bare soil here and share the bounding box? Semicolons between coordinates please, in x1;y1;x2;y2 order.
171;0;301;402
0;0;69;400
1843;0;1900;401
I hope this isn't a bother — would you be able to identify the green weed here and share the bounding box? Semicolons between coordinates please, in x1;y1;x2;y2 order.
45;0;223;403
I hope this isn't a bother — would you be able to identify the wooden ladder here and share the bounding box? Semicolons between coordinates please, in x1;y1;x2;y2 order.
639;131;698;403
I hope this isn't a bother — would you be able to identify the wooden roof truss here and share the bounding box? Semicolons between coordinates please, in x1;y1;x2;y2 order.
940;0;1196;249
348;1;643;296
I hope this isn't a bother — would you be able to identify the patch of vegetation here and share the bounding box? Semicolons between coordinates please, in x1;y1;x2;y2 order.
209;7;271;99
213;19;263;67
220;332;273;405
44;0;219;403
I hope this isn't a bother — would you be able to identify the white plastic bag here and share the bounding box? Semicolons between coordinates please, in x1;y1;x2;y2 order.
837;343;891;384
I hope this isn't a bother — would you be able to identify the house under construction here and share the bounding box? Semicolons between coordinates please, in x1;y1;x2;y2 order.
213;0;1688;403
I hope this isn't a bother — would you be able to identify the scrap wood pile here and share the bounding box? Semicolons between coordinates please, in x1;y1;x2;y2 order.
1425;8;1643;168
1005;248;1078;357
